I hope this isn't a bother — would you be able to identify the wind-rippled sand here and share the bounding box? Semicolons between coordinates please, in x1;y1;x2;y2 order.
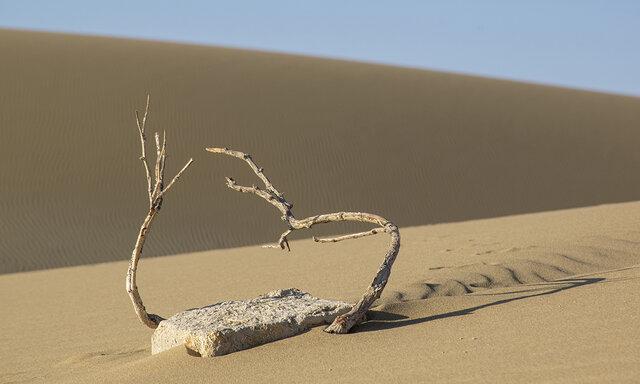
1;30;639;383
2;29;640;273
1;202;639;383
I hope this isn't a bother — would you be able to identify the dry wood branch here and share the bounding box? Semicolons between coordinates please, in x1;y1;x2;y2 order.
135;95;153;206
206;147;400;333
262;229;292;251
313;228;383;243
127;95;194;329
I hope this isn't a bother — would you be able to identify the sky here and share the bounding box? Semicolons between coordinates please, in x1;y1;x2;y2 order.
1;1;638;96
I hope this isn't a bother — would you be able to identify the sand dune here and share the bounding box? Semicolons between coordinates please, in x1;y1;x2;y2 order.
2;29;640;273
2;29;639;382
1;201;639;383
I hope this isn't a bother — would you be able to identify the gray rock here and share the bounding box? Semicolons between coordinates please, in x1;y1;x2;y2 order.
151;288;351;357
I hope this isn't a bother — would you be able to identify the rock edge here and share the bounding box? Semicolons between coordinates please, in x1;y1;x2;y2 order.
151;288;351;357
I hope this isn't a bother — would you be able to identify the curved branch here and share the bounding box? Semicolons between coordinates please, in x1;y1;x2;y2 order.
127;95;194;329
126;209;164;328
323;222;399;333
206;147;400;333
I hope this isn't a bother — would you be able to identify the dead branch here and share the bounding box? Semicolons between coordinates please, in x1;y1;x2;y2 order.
206;147;400;333
126;95;194;329
313;228;383;243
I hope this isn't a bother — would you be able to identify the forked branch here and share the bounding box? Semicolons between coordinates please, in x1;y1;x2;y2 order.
206;147;400;333
126;95;194;329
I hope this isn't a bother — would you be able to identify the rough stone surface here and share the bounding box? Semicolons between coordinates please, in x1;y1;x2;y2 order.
151;288;351;357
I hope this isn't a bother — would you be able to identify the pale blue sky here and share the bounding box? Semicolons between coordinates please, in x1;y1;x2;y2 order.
1;1;638;96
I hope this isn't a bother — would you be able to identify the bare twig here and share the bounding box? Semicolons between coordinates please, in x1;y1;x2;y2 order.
313;228;383;243
126;95;194;329
262;229;292;251
154;159;194;201
135;94;153;206
206;147;400;334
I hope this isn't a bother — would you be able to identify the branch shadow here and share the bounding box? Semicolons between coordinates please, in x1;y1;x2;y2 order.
355;276;605;333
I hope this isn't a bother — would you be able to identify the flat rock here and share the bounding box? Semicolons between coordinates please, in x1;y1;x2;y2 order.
151;288;351;357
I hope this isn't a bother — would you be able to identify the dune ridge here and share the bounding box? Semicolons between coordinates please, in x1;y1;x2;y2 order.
2;29;640;274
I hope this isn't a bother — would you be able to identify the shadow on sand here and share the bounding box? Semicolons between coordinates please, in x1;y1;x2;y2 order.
356;276;605;333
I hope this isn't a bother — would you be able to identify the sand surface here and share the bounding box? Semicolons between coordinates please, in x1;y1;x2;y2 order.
2;29;640;273
1;30;639;383
2;202;639;383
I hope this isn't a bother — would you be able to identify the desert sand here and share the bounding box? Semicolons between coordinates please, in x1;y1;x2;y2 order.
1;29;640;383
2;29;640;273
2;202;640;383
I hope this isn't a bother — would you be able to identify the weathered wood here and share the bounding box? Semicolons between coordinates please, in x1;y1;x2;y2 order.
206;147;401;333
127;95;194;329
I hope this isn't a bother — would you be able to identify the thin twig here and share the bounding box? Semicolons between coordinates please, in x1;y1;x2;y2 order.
135;94;153;206
313;228;383;243
262;229;292;251
156;158;195;200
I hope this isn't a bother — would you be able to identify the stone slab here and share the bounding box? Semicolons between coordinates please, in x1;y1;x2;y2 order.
151;288;351;357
